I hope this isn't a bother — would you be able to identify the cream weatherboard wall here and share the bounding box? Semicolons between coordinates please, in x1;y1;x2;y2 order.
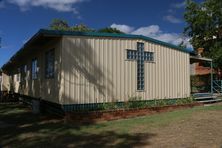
61;36;190;105
1;73;10;91
9;39;63;104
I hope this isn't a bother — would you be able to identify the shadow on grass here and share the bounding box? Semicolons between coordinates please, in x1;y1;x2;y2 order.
0;104;156;147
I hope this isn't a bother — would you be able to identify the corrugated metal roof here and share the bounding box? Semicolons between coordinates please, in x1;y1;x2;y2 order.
40;29;193;53
1;29;194;70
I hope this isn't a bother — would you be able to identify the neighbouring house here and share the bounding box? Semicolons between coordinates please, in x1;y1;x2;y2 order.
1;29;193;112
190;48;213;76
190;48;213;93
190;62;212;76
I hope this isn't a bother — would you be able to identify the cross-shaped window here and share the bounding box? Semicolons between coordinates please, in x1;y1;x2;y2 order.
126;42;154;90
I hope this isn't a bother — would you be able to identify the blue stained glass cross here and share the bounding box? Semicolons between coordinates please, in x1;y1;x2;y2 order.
126;42;154;90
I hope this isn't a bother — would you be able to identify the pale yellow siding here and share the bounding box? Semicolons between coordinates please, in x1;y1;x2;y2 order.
10;39;63;104
1;73;10;91
61;36;190;105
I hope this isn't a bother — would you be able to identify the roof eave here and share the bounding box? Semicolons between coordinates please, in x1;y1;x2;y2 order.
2;29;193;71
39;29;193;54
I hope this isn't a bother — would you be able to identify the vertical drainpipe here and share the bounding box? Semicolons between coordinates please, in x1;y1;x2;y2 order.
211;60;213;94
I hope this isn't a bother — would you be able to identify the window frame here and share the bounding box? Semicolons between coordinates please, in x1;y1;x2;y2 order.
45;49;55;79
20;65;27;82
136;42;145;90
31;58;38;80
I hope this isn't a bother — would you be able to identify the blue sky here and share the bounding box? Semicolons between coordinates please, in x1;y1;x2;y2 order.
0;0;198;67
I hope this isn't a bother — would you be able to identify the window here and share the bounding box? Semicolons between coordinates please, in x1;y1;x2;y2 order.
126;42;154;91
144;52;154;61
20;65;27;82
137;42;145;90
45;49;55;78
127;50;137;60
32;58;38;80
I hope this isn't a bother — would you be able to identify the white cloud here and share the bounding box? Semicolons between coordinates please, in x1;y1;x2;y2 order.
164;2;185;24
110;23;192;48
171;1;185;9
111;23;134;34
131;25;161;36
163;15;182;24
6;0;86;13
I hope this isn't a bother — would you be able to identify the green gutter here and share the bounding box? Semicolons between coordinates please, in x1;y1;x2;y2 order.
39;29;193;53
2;29;193;70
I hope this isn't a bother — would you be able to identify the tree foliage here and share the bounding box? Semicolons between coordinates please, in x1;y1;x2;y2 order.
98;27;124;34
49;18;123;34
71;24;95;32
49;19;70;31
49;19;94;32
184;0;222;68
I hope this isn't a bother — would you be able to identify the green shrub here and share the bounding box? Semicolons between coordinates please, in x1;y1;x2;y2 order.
157;99;168;107
101;102;118;110
98;97;194;111
176;97;194;105
127;96;144;109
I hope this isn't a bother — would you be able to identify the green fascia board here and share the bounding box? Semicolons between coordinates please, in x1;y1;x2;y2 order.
1;29;193;70
39;29;193;53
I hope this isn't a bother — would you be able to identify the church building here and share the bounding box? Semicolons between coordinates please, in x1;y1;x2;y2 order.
1;29;193;111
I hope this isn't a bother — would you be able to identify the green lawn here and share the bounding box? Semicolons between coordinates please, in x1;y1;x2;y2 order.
1;103;222;147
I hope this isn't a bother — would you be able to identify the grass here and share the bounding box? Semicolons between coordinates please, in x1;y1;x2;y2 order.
80;105;222;133
0;103;222;147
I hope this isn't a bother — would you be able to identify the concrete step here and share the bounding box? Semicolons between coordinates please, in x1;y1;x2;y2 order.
194;96;217;101
198;98;222;104
192;93;222;104
192;93;212;97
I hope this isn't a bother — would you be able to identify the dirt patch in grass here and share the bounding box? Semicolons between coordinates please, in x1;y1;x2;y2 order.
147;109;222;148
0;103;222;147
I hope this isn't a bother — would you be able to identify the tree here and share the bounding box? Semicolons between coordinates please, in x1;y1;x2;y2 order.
71;24;94;32
178;41;187;49
49;19;124;34
184;0;222;68
49;19;94;32
98;27;124;34
49;19;70;31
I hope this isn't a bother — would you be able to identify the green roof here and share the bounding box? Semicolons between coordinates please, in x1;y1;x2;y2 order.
2;29;193;70
39;29;193;53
